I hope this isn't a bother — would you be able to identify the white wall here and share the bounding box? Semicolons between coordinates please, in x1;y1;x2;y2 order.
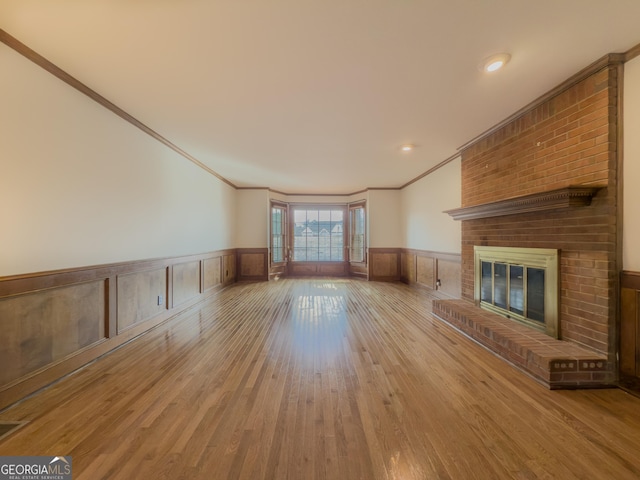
624;55;640;271
0;43;236;277
236;189;269;247
368;190;402;247
400;157;461;253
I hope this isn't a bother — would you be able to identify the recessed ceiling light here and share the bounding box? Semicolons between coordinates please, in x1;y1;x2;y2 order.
400;144;415;152
481;53;511;73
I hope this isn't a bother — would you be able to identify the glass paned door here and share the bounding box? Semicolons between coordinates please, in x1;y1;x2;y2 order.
349;204;365;263
271;204;287;264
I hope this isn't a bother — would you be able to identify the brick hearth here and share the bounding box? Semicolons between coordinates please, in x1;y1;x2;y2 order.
432;299;613;389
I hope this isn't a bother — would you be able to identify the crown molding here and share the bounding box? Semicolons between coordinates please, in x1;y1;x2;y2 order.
625;42;640;62
0;29;237;189
401;153;460;189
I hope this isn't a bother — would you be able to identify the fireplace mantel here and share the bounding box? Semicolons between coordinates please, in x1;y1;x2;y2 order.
444;185;603;221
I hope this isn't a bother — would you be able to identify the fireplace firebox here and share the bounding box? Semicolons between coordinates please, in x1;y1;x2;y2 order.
474;246;559;338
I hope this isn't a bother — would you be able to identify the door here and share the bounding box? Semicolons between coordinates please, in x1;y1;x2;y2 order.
270;203;287;279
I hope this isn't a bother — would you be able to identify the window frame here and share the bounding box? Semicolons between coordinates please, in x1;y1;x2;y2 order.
348;201;366;264
289;204;347;263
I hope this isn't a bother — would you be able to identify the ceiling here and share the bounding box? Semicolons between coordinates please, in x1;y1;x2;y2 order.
2;1;640;194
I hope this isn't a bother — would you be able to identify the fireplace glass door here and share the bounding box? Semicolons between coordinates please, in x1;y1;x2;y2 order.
475;247;558;338
480;261;545;325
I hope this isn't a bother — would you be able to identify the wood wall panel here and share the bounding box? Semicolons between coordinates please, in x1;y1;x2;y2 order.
621;271;640;380
237;249;269;281
369;249;400;281
203;257;221;290
288;263;348;277
290;264;317;276
400;252;416;284
117;268;167;333
401;249;461;299
223;254;236;285
172;261;201;306
0;280;106;386
318;264;348;276
240;254;264;276
437;259;461;298
620;287;638;376
416;256;435;288
0;250;236;410
372;253;398;278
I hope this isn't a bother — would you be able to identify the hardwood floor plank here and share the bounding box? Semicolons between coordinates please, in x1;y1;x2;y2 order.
1;278;640;479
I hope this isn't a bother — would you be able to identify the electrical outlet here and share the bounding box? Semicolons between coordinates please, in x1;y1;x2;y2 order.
157;295;164;306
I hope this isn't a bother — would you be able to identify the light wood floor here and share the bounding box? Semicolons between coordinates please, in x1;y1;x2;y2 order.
1;279;640;479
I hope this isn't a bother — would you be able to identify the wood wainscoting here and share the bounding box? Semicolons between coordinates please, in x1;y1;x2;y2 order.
271;260;360;279
237;248;269;282
0;249;236;411
400;249;461;298
621;271;640;382
368;248;401;281
288;262;349;277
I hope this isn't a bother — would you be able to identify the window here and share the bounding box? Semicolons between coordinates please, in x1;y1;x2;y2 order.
349;203;365;263
271;203;286;263
292;207;344;261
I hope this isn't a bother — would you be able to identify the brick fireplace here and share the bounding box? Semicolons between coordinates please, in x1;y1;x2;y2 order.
433;59;622;388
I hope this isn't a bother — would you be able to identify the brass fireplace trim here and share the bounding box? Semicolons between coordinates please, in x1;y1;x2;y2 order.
474;246;559;338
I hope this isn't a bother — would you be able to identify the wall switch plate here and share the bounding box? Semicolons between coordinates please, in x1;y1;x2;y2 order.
157;295;164;306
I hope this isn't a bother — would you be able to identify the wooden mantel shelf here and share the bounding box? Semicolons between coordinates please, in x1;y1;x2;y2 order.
444;185;603;221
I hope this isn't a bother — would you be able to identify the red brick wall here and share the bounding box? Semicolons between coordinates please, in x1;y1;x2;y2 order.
460;65;619;356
